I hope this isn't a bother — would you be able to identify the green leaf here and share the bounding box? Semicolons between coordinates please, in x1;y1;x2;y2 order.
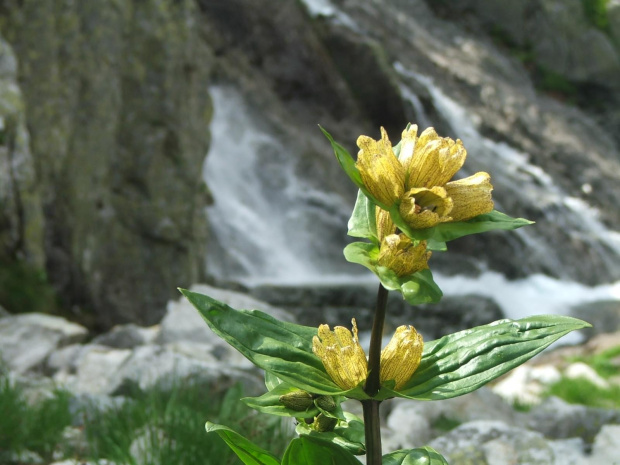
390;315;590;400
342;243;442;305
281;435;363;465
295;413;366;456
383;446;449;465
432;210;533;242
265;372;285;391
180;289;343;395
348;190;379;243
242;383;319;418
205;422;281;465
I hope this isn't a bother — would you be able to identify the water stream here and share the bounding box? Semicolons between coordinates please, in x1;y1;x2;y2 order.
202;73;620;335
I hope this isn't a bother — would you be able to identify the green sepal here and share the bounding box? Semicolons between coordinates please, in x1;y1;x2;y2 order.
348;189;379;243
383;446;449;465
281;435;363;465
295;412;366;455
243;383;318;418
384;315;591;401
316;398;346;421
432;210;534;242
342;243;443;305
205;422;281;465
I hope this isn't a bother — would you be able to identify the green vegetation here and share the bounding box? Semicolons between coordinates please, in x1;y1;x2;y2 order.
582;0;611;32
543;345;620;410
546;377;620;409
0;259;60;315
0;370;73;463
0;371;293;465
431;414;461;432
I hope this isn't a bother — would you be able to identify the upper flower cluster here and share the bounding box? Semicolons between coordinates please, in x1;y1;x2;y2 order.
356;125;494;230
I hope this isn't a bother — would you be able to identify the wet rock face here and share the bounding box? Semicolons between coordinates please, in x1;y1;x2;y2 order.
0;1;213;327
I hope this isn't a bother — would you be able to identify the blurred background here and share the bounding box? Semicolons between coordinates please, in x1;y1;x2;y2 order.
2;0;619;333
1;1;620;464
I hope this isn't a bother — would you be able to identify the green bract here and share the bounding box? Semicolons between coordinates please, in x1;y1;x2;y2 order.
180;288;589;402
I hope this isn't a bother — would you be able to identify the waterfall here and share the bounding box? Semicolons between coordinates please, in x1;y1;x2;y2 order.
203;86;356;286
394;62;620;281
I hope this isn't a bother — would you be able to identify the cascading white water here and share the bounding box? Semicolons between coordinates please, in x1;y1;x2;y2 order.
203;86;355;286
395;62;620;278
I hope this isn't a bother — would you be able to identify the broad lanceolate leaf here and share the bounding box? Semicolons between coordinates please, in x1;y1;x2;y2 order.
383;446;449;465
432;210;533;242
343;243;442;305
348;189;379;243
205;422;280;465
390;315;590;401
281;435;363;465
179;289;342;395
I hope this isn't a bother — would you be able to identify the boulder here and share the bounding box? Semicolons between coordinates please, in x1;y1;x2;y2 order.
91;323;160;349
429;420;555;464
526;396;620;443
589;424;620;463
0;313;88;374
0;0;214;328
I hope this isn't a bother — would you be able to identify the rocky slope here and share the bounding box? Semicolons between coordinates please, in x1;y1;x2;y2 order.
1;0;620;328
1;286;619;464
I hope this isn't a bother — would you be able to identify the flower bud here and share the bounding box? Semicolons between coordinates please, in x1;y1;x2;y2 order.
279;390;314;411
314;395;337;412
314;413;338;432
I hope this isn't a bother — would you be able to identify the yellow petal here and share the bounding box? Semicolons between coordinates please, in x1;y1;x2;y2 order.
399;186;454;229
375;206;396;242
312;320;368;390
445;171;494;222
380;325;423;390
377;234;431;277
406;128;467;189
356;127;405;207
397;124;419;175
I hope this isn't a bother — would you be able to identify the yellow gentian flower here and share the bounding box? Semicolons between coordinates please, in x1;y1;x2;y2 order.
380;324;424;390
377;234;431;277
357;125;494;230
356;127;405;207
313;319;424;392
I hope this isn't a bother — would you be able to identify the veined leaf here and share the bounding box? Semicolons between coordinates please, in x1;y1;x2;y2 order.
389;315;590;400
432;210;533;242
383;446;449;465
206;422;281;465
180;289;343;395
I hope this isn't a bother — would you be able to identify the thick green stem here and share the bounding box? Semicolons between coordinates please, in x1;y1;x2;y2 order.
363;283;389;465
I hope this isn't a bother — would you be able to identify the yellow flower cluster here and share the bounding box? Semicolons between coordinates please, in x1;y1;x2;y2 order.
356;125;494;277
357;126;494;228
312;319;423;392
